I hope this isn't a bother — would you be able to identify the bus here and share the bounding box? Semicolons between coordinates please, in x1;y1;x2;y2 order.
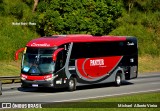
15;34;138;91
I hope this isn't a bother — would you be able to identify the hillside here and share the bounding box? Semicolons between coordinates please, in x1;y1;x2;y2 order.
0;0;160;61
110;0;160;56
0;0;38;60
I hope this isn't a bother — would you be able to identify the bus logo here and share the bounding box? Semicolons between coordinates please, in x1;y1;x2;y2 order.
90;59;104;66
31;43;50;47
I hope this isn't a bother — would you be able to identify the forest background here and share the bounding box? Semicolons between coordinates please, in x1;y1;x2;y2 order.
0;0;160;74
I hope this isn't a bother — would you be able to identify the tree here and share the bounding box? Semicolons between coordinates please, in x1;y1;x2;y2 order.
123;0;160;13
34;0;122;36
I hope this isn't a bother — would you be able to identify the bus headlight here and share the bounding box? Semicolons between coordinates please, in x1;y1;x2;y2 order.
45;77;53;81
44;74;54;81
21;74;28;80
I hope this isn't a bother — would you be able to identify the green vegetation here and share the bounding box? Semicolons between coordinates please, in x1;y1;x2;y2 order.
0;0;38;61
0;61;20;76
88;92;160;102
139;56;160;73
109;0;160;56
35;0;122;36
0;2;159;111
0;0;160;74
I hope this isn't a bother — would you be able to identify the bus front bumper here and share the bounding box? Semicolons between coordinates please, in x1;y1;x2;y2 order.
21;78;68;88
21;79;54;88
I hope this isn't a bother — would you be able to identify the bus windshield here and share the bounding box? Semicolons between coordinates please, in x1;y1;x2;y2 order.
21;48;55;75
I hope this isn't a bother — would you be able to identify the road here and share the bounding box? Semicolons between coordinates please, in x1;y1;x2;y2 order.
0;73;160;102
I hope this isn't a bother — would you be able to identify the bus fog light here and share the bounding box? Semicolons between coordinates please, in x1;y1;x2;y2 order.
56;79;62;84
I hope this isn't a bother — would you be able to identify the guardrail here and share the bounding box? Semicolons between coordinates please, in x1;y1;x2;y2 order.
0;76;20;95
0;76;20;83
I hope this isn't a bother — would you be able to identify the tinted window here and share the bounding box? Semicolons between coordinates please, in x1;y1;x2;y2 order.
70;41;137;59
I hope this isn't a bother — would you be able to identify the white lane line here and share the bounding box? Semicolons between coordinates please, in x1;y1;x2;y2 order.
50;89;160;102
150;82;160;85
138;73;160;77
130;78;160;82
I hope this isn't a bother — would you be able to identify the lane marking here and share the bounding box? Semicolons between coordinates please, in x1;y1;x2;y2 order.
150;82;160;85
130;78;160;82
138;73;160;77
50;89;160;102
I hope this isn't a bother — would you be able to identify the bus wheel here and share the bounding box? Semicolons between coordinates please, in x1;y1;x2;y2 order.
68;77;76;91
115;73;121;86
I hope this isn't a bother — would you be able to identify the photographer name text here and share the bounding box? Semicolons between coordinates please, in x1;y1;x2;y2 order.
12;22;36;26
118;103;158;108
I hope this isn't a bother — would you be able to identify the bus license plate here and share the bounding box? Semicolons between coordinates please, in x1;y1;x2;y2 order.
32;84;38;87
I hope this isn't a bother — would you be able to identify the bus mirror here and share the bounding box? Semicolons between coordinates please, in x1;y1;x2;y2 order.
52;48;64;61
15;48;25;60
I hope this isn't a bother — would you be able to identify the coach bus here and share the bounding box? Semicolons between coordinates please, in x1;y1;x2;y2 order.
15;34;138;91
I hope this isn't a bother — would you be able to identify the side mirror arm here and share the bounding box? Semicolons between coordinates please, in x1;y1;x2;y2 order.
15;48;25;60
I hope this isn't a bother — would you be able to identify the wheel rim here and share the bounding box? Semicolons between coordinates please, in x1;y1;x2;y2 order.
116;76;121;85
69;80;74;88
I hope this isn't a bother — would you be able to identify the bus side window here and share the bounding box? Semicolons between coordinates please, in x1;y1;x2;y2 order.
54;51;66;72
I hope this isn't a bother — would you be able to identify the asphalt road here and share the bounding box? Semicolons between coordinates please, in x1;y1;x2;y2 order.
0;73;160;102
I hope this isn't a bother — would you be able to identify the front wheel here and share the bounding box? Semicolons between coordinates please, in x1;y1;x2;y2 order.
68;77;76;91
114;73;122;86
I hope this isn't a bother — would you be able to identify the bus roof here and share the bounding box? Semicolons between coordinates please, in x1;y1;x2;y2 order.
26;34;127;48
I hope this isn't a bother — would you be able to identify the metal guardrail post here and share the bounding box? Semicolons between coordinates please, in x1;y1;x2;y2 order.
0;81;2;95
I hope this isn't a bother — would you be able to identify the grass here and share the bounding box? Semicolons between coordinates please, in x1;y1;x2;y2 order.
138;55;160;73
0;61;21;76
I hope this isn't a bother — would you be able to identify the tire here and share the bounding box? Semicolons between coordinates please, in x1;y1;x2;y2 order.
68;77;76;91
114;73;122;86
0;81;2;95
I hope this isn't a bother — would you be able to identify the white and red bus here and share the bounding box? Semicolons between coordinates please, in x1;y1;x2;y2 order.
15;34;138;91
